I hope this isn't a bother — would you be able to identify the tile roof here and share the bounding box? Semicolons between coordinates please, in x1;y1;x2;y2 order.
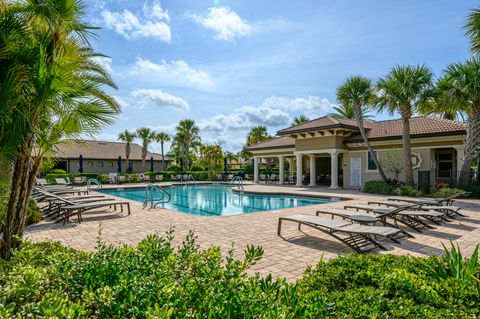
277;116;372;135
52;140;171;161
246;137;295;151
344;116;466;142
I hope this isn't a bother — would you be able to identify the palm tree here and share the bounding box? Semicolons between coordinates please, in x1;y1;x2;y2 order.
136;127;156;172
155;132;170;170
443;57;480;186
465;6;480;55
0;0;120;259
291;115;309;126
337;76;387;182
329;103;372;119
171;119;201;170
419;76;465;121
246;126;270;146
376;65;433;186
118;130;136;173
200;144;223;179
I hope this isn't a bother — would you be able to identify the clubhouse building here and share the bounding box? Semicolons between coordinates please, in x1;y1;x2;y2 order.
246;116;467;189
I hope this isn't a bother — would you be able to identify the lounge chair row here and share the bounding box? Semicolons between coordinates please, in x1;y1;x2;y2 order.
278;192;468;253
33;186;130;224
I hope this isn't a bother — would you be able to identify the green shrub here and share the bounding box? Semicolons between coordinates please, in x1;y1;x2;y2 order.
393;185;423;197
363;180;395;195
432;187;466;199
128;173;140;183
0;187;42;226
1;232;479;318
168;163;181;171
48;168;67;174
190;164;204;171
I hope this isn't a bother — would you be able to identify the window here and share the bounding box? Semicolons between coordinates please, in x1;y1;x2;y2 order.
436;151;454;178
108;162;113;167
367;151;378;171
88;161;93;167
98;162;104;167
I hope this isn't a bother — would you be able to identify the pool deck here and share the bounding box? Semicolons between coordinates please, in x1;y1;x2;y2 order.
26;182;480;281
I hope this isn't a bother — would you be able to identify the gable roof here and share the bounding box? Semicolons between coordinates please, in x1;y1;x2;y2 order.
52;140;172;161
277;116;372;135
344;116;466;143
246;137;295;151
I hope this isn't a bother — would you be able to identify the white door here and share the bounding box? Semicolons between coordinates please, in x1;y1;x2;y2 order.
350;157;362;188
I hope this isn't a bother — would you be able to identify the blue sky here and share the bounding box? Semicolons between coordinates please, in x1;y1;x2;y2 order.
87;0;473;153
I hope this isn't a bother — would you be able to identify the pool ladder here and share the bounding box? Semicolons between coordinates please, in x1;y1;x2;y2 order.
181;174;196;186
144;184;171;208
230;176;244;192
87;178;102;193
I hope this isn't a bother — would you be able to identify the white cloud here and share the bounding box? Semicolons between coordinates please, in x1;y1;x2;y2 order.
262;96;337;118
101;1;171;42
191;6;252;41
131;89;189;111
131;58;214;89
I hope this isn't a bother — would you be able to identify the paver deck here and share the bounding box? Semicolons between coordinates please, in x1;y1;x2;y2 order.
26;183;480;281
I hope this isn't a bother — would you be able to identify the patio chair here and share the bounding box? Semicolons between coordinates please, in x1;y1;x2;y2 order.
155;175;164;182
387;192;470;206
73;176;86;185
36;178;50;186
117;175;126;184
144;175;151;182
55;177;72;186
277;214;403;253
346;203;446;232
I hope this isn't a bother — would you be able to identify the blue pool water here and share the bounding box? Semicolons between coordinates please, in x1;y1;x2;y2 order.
98;184;340;216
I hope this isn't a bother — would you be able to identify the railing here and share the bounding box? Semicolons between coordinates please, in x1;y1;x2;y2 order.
180;174;196;186
86;178;102;193
230;176;244;192
418;169;480;198
144;183;171;208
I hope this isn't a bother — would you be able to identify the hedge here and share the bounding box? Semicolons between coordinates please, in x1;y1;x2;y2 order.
0;231;478;318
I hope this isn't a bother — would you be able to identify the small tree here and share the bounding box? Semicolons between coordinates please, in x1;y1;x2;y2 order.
380;149;404;180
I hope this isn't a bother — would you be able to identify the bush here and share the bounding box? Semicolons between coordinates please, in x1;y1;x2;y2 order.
363;180;396;195
1;232;479;318
0;186;42;226
190;164;205;171
48;168;67;174
393;185;423;197
432;187;466;199
168;163;181;171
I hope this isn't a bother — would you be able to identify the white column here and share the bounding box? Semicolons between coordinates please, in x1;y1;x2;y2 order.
309;155;316;187
278;155;285;185
329;151;340;189
253;157;259;183
296;154;303;186
288;158;294;175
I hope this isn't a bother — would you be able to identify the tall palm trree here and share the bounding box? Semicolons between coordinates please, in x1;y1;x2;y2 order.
376;65;433;186
0;0;120;259
444;58;480;186
291;115;309;126
136;127;156;172
172;120;201;171
118;130;136;173
336;76;387;182
155;132;171;169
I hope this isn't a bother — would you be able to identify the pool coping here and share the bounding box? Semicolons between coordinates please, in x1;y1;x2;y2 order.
231;188;351;201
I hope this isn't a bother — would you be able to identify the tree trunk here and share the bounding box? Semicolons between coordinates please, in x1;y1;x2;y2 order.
141;143;147;172
354;105;388;182
458;103;480;187
402;116;414;186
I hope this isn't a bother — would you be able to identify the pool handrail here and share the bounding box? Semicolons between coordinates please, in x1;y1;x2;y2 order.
144;183;171;208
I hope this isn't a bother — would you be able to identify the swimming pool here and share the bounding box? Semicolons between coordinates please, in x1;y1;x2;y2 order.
98;184;341;216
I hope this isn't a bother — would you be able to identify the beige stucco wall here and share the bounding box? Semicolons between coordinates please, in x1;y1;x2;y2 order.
343;147;433;188
295;136;344;151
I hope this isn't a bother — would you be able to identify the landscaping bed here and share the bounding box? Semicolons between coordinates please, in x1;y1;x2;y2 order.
0;231;478;318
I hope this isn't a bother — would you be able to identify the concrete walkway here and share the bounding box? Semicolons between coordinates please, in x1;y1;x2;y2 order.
26;183;480;281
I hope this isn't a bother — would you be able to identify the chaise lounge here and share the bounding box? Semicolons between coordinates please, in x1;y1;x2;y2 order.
277;214;403;253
